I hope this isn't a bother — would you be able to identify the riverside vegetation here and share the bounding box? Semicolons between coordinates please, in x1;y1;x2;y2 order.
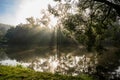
0;65;95;80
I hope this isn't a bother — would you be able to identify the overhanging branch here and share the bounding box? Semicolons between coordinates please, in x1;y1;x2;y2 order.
94;0;120;16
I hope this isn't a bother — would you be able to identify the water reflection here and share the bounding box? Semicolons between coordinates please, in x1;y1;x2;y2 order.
1;45;120;77
0;43;97;75
4;44;87;62
0;47;97;75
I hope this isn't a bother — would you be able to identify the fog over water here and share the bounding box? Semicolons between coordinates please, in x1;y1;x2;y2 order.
0;44;96;75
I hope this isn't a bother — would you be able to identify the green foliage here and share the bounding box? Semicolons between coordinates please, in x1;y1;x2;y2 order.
0;28;5;38
80;74;95;80
0;23;12;44
0;65;96;80
5;24;51;46
51;0;120;79
5;22;72;46
52;0;119;52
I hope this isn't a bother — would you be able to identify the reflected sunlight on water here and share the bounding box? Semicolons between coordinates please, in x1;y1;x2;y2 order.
0;54;97;75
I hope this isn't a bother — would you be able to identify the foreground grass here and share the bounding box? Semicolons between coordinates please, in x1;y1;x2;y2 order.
0;65;95;80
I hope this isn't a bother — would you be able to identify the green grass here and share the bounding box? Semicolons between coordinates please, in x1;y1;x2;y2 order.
0;65;96;80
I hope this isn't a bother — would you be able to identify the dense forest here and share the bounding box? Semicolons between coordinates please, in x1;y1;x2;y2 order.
0;23;12;44
0;0;120;80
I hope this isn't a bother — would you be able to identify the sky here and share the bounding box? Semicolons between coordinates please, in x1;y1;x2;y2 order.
0;0;56;25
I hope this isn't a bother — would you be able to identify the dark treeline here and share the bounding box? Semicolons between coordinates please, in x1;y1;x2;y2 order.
0;23;12;45
0;22;77;61
4;24;73;47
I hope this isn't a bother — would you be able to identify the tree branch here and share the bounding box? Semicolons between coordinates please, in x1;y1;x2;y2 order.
94;0;120;16
102;7;112;23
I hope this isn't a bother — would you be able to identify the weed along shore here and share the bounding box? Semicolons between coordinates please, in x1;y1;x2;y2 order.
0;65;95;80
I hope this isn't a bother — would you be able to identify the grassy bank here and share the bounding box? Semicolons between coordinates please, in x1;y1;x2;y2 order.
0;65;95;80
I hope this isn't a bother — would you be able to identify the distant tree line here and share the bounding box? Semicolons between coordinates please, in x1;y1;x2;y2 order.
0;17;73;47
0;23;12;45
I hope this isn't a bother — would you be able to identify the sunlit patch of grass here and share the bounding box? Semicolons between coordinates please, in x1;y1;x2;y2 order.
0;65;96;80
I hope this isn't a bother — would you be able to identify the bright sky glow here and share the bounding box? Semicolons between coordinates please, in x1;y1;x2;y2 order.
0;0;56;25
49;15;58;28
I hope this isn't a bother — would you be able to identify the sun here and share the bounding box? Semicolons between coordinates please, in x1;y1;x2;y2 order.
48;15;58;29
14;0;57;25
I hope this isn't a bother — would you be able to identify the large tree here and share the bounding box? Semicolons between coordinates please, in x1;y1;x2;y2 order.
54;0;120;16
51;0;119;52
50;0;120;79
